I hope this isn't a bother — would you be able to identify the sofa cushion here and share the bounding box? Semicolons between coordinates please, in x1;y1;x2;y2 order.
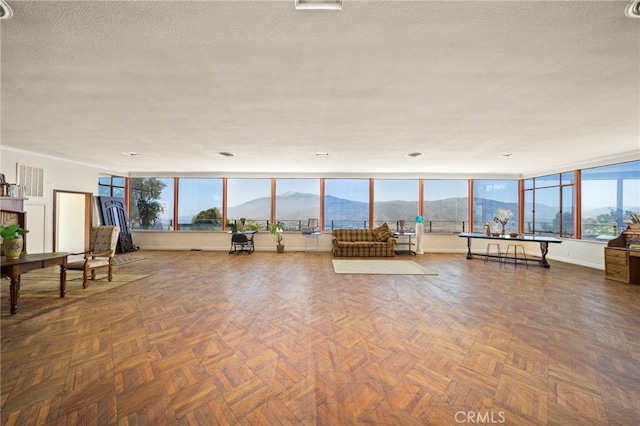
353;241;375;247
333;229;375;242
337;241;355;247
372;223;394;242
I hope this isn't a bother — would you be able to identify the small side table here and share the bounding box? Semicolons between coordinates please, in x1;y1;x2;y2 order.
303;232;322;252
394;232;416;255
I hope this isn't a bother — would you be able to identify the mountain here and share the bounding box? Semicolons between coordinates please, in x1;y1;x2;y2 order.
423;197;468;221
325;195;369;221
225;191;576;224
374;200;419;221
275;192;323;219
227;192;321;220
227;196;270;219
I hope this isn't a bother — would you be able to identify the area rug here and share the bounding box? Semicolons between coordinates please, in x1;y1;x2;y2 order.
0;267;150;327
332;259;438;275
113;255;145;265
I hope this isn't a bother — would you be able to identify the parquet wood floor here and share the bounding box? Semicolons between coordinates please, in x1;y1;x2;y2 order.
2;251;639;425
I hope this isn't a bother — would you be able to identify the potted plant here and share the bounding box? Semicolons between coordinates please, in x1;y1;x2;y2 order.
0;224;29;259
269;222;285;253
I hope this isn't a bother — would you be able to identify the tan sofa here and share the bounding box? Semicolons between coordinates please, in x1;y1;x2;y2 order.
331;224;396;257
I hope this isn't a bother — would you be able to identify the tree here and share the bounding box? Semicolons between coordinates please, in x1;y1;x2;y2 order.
193;207;222;226
551;211;574;236
583;207;633;236
130;178;167;229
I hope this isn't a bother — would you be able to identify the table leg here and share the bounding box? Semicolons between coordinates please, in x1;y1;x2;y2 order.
9;275;20;315
60;264;67;298
538;242;551;268
466;237;473;259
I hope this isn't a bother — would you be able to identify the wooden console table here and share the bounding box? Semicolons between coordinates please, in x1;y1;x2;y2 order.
1;252;69;314
458;233;562;268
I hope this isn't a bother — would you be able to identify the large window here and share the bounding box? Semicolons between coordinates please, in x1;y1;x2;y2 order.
129;178;175;230
373;180;419;232
98;175;126;197
423;180;468;233
473;180;518;234
325;179;369;230
581;160;640;240
275;179;320;231
121;160;639;242
523;173;574;237
227;178;271;230
177;178;223;231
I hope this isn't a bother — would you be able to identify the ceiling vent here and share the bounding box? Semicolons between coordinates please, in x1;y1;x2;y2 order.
295;0;343;11
626;0;640;18
0;0;13;20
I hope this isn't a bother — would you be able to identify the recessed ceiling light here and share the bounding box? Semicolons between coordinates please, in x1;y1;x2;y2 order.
498;153;516;158
405;152;423;158
218;152;235;157
123;152;141;157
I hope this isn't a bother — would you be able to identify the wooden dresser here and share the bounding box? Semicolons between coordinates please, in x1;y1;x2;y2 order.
605;223;640;284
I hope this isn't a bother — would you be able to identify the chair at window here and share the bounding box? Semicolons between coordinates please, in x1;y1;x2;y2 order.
229;233;254;254
67;225;120;288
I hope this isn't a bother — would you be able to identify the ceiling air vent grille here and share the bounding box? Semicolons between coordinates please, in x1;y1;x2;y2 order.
17;164;45;198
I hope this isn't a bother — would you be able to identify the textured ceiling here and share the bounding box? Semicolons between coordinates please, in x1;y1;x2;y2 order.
1;0;639;178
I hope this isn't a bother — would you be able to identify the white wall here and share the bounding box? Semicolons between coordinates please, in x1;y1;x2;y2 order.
1;147;608;268
1;148;117;252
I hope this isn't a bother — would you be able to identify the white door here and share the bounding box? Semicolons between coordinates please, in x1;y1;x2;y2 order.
24;203;46;254
55;191;90;253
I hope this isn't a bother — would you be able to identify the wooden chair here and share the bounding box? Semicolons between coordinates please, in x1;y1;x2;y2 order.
67;225;120;288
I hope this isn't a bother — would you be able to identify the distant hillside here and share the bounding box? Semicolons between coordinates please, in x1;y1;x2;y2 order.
225;191;568;223
325;195;369;221
423;197;468;221
227;192;321;220
183;192;637;226
274;192;322;219
375;200;419;221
